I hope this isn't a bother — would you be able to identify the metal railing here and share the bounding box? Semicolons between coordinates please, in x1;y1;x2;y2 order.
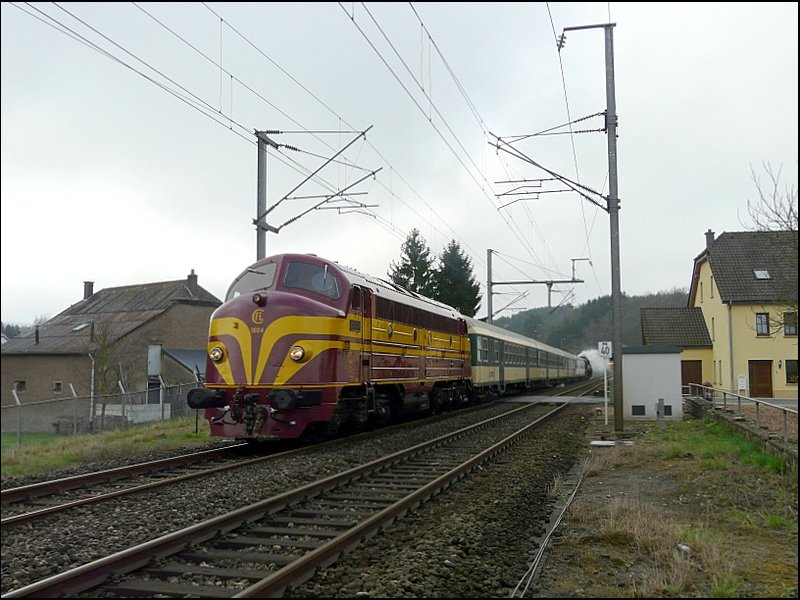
687;383;798;443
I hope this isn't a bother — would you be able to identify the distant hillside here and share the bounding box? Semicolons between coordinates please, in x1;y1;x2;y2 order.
492;288;688;355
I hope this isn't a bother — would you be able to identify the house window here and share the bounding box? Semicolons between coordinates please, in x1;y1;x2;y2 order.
784;312;797;337
53;381;63;394
755;313;770;336
710;276;714;298
663;405;673;416
711;317;715;341
13;380;26;393
631;405;646;416
699;282;703;303
753;269;771;280
787;360;798;385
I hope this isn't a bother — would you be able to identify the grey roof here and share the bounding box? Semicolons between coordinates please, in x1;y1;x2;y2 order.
163;348;207;379
640;307;712;348
623;344;683;355
698;231;798;304
1;277;220;356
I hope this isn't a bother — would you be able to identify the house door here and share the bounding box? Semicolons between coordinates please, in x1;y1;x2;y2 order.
681;360;703;389
748;360;773;398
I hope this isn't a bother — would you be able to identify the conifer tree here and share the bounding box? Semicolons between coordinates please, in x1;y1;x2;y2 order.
387;229;435;296
432;240;481;316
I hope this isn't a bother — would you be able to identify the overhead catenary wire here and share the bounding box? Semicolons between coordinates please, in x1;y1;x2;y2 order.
343;2;552;273
12;2;581;310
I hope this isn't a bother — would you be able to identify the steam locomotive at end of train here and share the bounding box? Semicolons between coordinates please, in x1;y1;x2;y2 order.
188;253;591;442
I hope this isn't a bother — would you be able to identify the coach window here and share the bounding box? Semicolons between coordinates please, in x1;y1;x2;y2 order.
477;337;488;364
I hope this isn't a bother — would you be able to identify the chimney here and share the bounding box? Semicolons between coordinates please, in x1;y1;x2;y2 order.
83;281;94;300
705;229;715;249
34;325;39;345
187;269;198;294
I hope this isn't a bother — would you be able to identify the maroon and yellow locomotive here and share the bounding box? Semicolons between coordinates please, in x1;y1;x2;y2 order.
188;253;472;441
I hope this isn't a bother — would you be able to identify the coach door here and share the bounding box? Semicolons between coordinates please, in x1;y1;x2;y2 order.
748;360;773;398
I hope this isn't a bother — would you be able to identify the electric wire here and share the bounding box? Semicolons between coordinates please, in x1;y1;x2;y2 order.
13;2;563;310
344;2;549;271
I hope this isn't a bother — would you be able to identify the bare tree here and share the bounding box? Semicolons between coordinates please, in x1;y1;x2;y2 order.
741;162;798;336
743;161;798;235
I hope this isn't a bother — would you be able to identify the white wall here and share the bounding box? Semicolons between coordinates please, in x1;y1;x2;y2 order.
622;353;683;419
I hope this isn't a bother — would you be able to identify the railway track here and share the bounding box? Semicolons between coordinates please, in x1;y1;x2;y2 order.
1;382;596;528
3;397;584;598
0;403;503;528
1;444;256;526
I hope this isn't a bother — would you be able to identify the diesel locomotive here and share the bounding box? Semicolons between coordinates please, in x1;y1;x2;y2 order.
188;253;586;441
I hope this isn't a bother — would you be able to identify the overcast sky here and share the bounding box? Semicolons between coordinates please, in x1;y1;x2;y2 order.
2;2;797;327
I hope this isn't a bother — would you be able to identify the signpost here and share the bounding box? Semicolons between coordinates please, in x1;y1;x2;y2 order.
599;341;612;425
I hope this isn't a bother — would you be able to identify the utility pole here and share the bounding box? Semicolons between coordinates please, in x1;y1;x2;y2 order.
563;22;623;431
255;131;280;261
486;249;584;323
252;127;377;261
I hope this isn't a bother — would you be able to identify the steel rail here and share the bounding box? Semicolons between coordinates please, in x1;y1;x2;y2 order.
1;401;556;598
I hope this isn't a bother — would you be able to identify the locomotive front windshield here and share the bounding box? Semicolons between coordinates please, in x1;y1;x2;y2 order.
284;261;341;299
225;262;278;300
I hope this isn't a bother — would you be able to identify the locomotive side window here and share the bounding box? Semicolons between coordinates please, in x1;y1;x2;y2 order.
226;262;277;300
284;261;341;299
350;286;362;312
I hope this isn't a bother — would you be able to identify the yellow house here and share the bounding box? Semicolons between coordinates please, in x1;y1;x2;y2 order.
643;229;797;399
689;229;797;399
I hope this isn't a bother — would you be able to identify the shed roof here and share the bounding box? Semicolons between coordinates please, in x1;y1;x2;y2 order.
623;344;683;355
163;348;207;379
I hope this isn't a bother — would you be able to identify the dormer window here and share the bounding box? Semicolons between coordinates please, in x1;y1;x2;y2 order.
753;270;771;280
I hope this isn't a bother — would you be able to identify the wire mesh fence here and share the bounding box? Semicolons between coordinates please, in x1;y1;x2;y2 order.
1;381;203;440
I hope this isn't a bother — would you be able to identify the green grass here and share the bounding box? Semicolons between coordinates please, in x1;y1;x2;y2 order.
1;417;214;479
583;417;797;598
1;432;58;453
653;420;789;475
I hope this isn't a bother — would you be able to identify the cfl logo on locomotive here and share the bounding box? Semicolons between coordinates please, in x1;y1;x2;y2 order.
251;308;264;324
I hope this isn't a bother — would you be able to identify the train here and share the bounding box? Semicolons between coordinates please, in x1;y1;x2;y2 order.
188;253;591;442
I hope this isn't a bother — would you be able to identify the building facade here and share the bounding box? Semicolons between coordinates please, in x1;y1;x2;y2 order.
643;229;797;399
1;271;220;406
690;230;797;398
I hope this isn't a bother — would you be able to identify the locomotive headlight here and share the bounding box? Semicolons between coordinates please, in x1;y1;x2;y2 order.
289;345;306;362
209;346;225;362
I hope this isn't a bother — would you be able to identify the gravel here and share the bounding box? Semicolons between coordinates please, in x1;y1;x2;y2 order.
2;401;590;596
